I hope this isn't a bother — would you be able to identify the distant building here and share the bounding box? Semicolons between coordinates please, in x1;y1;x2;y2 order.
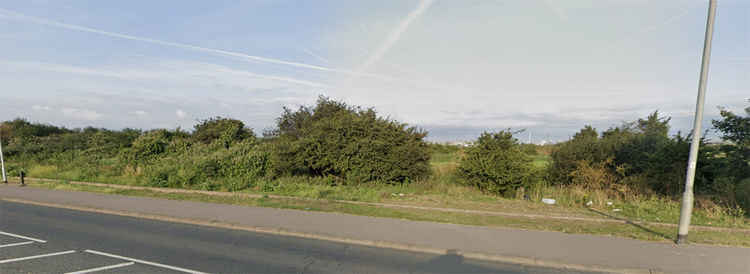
445;141;472;147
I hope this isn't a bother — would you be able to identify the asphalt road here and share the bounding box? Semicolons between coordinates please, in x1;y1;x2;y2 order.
0;201;599;274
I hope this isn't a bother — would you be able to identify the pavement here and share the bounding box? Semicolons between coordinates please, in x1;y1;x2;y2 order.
1;184;749;274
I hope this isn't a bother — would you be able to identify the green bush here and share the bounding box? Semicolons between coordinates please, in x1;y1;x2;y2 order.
546;112;724;197
457;131;536;195
269;96;431;183
548;126;612;185
737;178;750;214
122;130;173;165
193;117;254;147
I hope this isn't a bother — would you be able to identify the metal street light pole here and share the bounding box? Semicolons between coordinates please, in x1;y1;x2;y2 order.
677;0;717;245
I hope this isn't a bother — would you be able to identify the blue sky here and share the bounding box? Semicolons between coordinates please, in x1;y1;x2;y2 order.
0;0;748;142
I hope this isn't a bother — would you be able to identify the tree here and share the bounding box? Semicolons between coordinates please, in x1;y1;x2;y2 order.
713;106;750;146
711;103;750;183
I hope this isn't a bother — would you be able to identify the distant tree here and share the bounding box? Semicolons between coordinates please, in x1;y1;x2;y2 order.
636;111;671;137
711;103;750;184
713;106;750;146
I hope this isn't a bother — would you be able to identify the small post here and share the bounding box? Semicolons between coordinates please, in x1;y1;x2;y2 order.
0;132;6;184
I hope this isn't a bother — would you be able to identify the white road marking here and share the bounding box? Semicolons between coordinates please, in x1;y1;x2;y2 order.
84;250;208;274
65;262;135;274
0;241;35;248
0;250;76;264
0;231;47;243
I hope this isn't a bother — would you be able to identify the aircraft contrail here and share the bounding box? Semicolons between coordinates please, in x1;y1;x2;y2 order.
301;48;331;65
358;0;434;73
1;59;330;88
0;8;391;81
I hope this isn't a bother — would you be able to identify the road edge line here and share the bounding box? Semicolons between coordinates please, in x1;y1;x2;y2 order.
1;197;658;274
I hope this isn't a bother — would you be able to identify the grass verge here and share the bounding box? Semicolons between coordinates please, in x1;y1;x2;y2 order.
23;180;750;247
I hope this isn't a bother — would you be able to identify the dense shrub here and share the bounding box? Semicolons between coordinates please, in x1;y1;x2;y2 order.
737;178;750;214
121;130;174;166
548;126;613;185
269;96;431;183
142;139;270;191
548;112;709;196
457;131;536;195
193;117;254;147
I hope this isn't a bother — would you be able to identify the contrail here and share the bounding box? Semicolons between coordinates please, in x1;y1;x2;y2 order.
357;0;434;73
0;8;391;80
598;5;695;54
1;59;330;88
637;6;692;35
301;48;331;64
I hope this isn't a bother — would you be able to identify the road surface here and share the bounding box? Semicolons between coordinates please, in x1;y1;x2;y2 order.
0;201;595;274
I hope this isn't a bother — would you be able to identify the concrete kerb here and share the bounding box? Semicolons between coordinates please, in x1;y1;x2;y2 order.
18;177;750;234
0;197;657;274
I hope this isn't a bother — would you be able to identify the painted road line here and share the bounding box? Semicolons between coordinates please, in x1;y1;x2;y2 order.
65;262;135;274
0;250;76;264
0;231;47;243
84;250;208;274
0;241;35;248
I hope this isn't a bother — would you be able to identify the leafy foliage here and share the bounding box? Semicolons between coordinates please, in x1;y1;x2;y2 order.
269;96;431;183
457;131;536;195
549;112;705;196
192;117;254;147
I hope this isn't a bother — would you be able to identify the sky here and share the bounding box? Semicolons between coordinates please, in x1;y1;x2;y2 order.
0;0;748;142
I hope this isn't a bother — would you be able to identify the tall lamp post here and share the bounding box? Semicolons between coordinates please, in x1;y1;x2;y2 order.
677;0;718;245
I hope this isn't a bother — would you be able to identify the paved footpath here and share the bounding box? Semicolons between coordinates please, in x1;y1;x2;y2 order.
1;184;749;274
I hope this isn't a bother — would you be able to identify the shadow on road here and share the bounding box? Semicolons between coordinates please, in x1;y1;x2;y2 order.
413;250;593;274
586;208;674;242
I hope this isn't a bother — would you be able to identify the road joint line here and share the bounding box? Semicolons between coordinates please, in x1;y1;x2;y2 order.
0;250;76;264
84;250;208;274
0;230;47;243
0;241;35;248
65;261;135;274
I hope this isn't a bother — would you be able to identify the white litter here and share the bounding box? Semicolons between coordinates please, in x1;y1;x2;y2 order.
613;209;622;212
542;198;556;205
606;202;613;206
585;201;593;207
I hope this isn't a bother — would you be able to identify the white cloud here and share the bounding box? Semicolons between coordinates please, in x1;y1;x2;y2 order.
61;108;102;121
176;109;187;119
133;110;147;116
